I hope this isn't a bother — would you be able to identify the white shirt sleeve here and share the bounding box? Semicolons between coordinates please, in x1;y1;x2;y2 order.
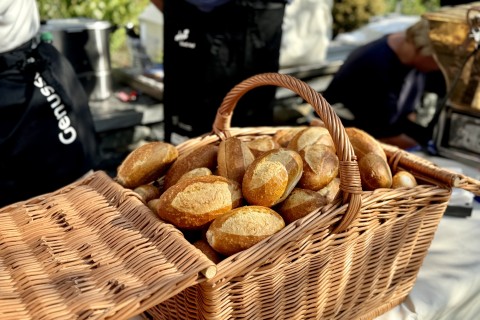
0;0;40;53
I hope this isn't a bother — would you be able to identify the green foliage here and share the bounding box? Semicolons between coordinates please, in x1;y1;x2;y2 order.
37;0;150;66
332;0;441;37
332;0;388;36
37;0;149;24
383;0;440;14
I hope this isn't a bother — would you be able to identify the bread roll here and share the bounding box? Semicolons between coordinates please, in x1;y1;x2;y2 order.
157;175;243;230
217;137;255;184
116;141;178;189
345;127;387;161
358;152;392;190
206;205;285;256
392;170;417;188
133;183;161;203
192;239;223;264
287;126;335;152
146;198;165;221
163;144;218;191
298;144;339;191
276;188;328;224
317;177;340;203
147;198;161;213
245;136;280;157
242;148;303;207
272;127;306;147
177;167;213;184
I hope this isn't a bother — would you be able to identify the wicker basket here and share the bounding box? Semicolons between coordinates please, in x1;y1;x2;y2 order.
1;73;479;320
0;171;216;320
144;73;480;319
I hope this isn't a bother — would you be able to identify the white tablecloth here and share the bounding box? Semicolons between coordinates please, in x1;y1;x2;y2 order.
377;154;480;320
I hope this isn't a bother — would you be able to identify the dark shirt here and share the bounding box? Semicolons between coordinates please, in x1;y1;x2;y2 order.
322;35;415;138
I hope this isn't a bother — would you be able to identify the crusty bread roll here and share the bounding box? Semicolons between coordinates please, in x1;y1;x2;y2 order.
163;144;218;191
287;126;335;152
147;198;161;213
192;238;223;264
272;127;307;147
133;183;161;203
146;198;166;221
392;170;417;188
317;177;340;203
276;188;328;224
157;175;243;230
206;205;285;256
298;144;339;191
177;167;213;184
242;148;303;207
358;152;392;190
345;127;387;161
217;137;255;185
116;141;178;189
245;136;280;157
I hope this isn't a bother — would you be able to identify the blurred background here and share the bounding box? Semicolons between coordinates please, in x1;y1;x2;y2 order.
36;0;442;69
34;0;447;176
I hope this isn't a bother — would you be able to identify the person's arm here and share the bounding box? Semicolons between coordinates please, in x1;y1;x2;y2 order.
151;0;164;12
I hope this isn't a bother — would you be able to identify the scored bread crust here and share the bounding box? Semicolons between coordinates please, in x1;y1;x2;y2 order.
217;137;255;185
245;136;280;157
177;167;213;184
116;141;178;189
298;144;339;191
206;205;285;256
157;175;243;230
242;160;288;207
287;126;335;152
242;148;303;207
163;144;219;191
272;127;307;147
276;188;328;224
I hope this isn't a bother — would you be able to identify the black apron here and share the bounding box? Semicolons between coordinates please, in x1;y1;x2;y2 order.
0;39;99;207
163;0;287;141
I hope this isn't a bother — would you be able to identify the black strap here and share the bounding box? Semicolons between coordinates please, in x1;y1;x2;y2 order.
0;39;36;72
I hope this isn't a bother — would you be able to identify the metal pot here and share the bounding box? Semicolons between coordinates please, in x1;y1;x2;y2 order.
40;18;114;101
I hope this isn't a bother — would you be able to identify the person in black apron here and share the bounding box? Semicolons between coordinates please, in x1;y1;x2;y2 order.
152;0;287;142
0;0;99;207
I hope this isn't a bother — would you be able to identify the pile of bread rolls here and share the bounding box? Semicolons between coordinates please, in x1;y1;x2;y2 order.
115;126;417;261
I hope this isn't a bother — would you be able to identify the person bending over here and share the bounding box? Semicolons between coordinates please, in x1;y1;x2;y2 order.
322;19;446;149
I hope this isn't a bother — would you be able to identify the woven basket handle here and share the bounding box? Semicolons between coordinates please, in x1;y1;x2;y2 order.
382;143;480;196
213;72;363;232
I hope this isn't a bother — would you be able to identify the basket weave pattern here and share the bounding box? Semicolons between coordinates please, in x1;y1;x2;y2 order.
147;138;451;320
144;73;474;319
1;73;479;320
0;172;215;320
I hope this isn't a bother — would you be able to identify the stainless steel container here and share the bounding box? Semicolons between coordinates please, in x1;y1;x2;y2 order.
41;18;114;101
